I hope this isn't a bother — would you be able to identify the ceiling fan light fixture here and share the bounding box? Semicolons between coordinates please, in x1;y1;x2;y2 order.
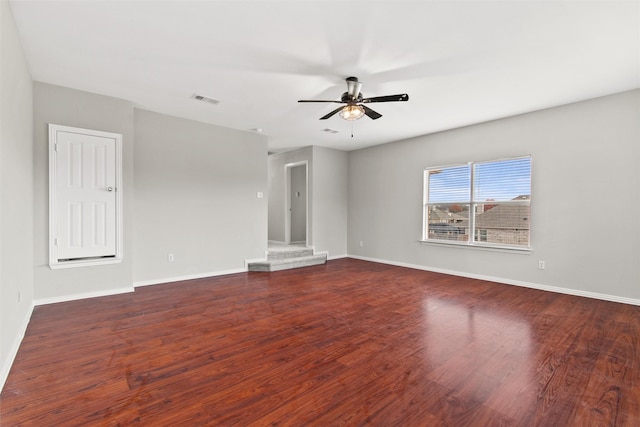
339;104;365;121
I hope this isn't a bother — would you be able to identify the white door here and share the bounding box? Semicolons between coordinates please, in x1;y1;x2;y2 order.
55;130;117;260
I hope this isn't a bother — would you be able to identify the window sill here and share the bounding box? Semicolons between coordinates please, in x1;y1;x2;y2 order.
419;239;531;254
50;257;122;270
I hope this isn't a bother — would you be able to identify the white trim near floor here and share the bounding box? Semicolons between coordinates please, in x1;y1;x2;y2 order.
0;303;34;391
133;268;247;288
348;254;640;306
34;287;134;307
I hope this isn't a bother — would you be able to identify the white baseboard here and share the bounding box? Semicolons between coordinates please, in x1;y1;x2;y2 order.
34;287;134;307
134;268;246;288
348;255;640;306
1;302;34;392
308;250;347;261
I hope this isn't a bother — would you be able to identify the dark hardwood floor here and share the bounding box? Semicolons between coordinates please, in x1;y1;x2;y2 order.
1;259;639;426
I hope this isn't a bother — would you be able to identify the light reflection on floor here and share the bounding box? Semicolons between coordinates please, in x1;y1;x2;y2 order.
421;297;534;419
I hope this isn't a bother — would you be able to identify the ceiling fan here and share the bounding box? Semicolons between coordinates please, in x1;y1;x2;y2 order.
298;76;409;121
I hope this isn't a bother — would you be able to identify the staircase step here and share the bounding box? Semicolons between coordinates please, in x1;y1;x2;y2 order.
248;254;327;272
266;247;314;260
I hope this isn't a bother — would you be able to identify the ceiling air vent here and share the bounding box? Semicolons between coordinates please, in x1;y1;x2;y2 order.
191;94;220;105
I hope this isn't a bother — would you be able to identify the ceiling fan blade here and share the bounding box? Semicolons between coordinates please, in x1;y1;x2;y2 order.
319;106;345;120
361;94;409;103
362;105;382;120
298;100;343;103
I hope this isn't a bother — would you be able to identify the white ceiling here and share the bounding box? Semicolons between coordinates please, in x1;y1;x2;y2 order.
9;0;640;152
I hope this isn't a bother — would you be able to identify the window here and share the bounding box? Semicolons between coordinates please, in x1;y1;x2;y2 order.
423;156;531;250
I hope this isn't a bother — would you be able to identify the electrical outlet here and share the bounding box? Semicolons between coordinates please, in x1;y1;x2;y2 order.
538;260;545;270
359;241;364;247
168;253;175;262
18;291;22;303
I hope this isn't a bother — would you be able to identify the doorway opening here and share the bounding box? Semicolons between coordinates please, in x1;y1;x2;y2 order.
284;161;308;246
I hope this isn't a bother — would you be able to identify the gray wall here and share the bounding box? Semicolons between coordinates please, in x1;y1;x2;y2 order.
348;90;640;302
133;109;267;283
33;82;135;301
1;0;34;385
312;146;348;258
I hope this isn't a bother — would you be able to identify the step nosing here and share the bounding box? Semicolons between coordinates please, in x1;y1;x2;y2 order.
252;255;326;265
248;253;327;272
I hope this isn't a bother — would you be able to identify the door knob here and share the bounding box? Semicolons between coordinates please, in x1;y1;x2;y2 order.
107;187;113;192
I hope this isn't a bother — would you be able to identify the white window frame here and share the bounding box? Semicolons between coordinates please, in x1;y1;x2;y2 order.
422;156;531;252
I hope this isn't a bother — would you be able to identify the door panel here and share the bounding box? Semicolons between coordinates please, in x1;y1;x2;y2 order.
56;131;116;260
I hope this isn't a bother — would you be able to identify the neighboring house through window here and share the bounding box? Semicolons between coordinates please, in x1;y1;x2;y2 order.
423;156;531;250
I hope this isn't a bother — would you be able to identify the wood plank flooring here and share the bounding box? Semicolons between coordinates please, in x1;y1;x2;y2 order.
1;259;639;426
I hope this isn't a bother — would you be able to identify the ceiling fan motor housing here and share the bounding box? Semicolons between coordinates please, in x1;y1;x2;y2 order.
341;92;364;102
345;76;362;100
